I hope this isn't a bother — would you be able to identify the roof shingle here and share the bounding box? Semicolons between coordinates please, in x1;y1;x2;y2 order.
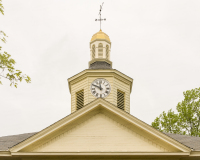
164;132;200;151
0;132;37;151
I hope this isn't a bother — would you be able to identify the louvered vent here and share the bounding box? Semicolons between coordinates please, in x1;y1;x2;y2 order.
76;90;84;110
117;90;125;110
98;43;103;58
106;45;109;59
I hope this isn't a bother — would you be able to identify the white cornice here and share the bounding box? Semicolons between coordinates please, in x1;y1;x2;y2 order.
11;152;190;156
190;151;200;156
67;69;133;93
0;151;11;157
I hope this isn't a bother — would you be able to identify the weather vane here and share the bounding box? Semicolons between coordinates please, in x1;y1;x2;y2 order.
95;2;106;30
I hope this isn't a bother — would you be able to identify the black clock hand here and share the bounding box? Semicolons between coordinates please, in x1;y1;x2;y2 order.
99;82;102;90
92;84;101;89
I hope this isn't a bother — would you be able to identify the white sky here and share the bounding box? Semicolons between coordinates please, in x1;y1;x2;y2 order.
1;0;200;137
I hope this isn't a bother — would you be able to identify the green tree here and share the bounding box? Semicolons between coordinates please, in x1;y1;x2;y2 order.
152;87;200;137
176;88;200;136
151;109;181;134
0;0;31;87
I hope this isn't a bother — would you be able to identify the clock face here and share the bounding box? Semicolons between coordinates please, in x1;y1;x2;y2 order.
90;78;111;98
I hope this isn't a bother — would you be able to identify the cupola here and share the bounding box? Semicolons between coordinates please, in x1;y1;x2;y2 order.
68;29;133;114
89;30;112;69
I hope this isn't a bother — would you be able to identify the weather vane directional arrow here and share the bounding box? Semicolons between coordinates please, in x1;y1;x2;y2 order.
95;2;106;30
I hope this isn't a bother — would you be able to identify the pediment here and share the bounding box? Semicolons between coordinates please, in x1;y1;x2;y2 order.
10;99;191;153
33;113;167;152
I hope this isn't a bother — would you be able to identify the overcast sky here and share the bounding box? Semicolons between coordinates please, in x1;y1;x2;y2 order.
1;0;200;137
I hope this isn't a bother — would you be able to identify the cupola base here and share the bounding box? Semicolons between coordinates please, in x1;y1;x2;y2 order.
89;61;112;69
89;58;112;69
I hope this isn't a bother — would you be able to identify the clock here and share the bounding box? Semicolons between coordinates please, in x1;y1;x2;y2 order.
90;78;111;98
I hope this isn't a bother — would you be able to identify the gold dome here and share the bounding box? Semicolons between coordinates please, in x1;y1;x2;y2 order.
90;30;110;43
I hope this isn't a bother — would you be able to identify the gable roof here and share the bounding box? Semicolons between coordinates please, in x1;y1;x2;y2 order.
5;99;191;153
1;98;197;154
1;132;200;151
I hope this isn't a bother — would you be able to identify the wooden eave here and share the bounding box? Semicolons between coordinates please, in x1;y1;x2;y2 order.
4;151;200;159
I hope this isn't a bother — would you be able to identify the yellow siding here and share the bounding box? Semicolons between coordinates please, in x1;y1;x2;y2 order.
33;113;167;152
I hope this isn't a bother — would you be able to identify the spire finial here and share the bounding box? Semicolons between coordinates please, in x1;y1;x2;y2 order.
95;3;106;30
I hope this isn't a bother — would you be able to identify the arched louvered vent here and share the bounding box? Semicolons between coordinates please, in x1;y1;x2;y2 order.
92;45;95;59
76;90;84;110
98;43;103;58
106;45;109;59
117;90;125;110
